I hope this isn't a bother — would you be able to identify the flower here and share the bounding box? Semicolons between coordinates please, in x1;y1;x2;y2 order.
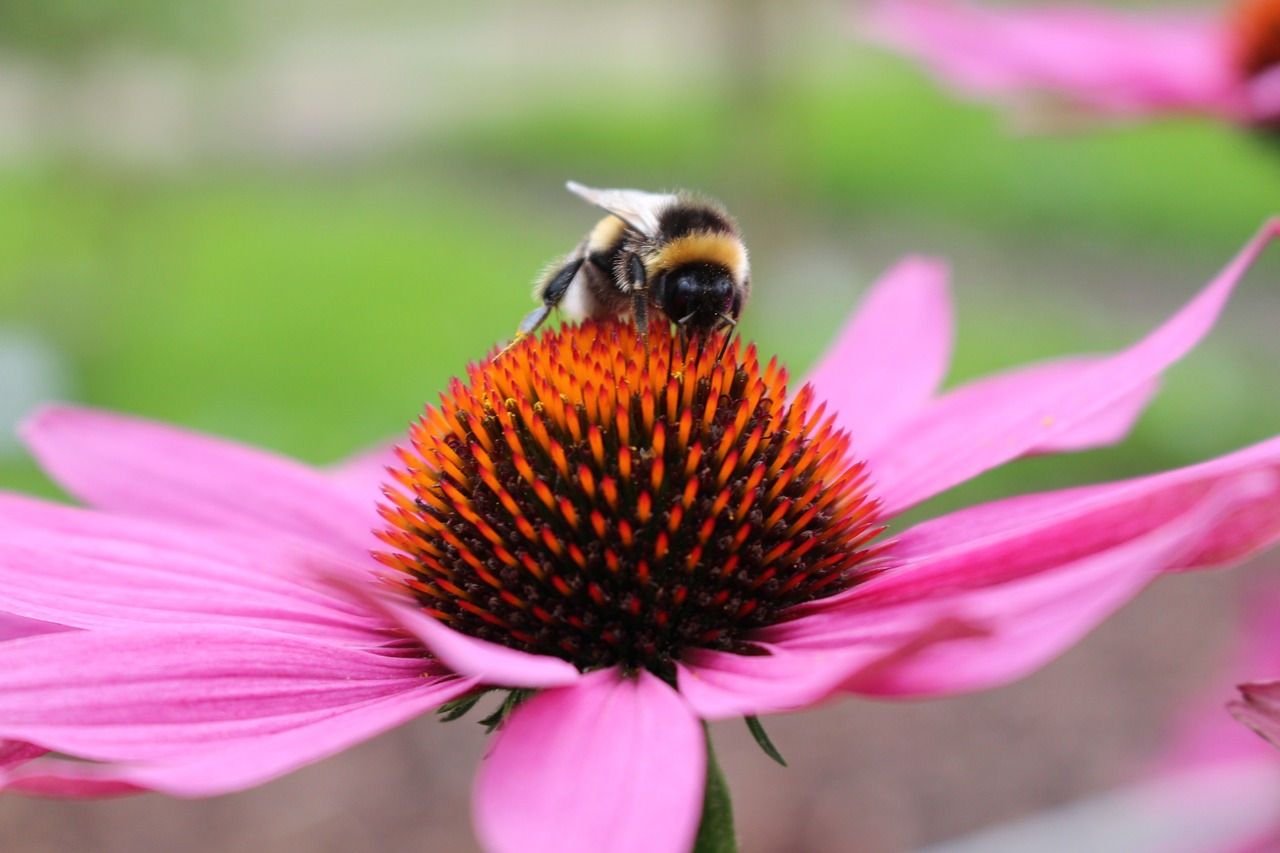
4;220;1280;851
1232;586;1280;753
1235;682;1280;749
862;0;1280;128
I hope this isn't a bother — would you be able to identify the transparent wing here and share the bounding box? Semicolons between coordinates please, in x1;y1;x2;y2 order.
565;180;678;237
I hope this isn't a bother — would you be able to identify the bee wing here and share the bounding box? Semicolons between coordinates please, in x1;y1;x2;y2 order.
565;181;677;238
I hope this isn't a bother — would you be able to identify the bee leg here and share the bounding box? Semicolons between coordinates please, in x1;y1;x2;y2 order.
543;256;585;309
716;313;738;362
502;256;585;355
626;252;649;344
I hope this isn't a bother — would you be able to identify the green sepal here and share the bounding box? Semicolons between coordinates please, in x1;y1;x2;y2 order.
435;691;487;722
477;688;534;732
692;724;738;853
744;716;787;767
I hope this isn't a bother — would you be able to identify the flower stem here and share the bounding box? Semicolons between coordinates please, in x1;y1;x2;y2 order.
692;723;737;853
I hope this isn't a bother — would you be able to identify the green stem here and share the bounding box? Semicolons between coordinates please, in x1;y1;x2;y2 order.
692;723;738;853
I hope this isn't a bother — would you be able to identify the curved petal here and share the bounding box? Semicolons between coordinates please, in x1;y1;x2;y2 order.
0;626;457;765
935;357;1159;455
474;668;704;853
674;626;976;719
1232;682;1280;750
804;257;952;452
877;433;1280;599
863;0;1244;120
0;531;389;644
338;579;582;689
2;670;476;798
20;405;375;560
0;740;46;771
867;219;1280;514
764;474;1272;697
1;758;143;798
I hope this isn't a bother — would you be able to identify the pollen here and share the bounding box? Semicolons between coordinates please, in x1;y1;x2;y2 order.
1231;0;1280;81
375;319;884;675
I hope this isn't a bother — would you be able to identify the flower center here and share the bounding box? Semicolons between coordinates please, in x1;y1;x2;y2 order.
1232;0;1280;80
375;319;883;676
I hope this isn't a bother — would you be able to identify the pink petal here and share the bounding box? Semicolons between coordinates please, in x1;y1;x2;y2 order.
804;257;953;452
863;0;1245;120
0;611;68;641
5;669;476;798
20;404;375;559
0;740;46;771
867;218;1280;515
879;434;1280;598
1245;65;1280;123
935;357;1159;456
0;530;388;644
2;759;143;798
0;625;460;766
764;473;1272;696
1232;682;1280;750
474;668;704;853
674;631;971;719
338;578;583;688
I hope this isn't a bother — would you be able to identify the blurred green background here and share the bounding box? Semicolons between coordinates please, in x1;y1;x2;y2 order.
1;0;1279;848
1;0;1278;513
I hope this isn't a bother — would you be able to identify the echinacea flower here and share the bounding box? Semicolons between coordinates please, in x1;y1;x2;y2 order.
863;0;1280;127
5;221;1280;851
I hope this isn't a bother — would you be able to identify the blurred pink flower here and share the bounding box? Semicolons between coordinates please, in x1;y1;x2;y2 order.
1231;585;1280;753
3;221;1280;852
863;0;1280;127
1234;683;1280;749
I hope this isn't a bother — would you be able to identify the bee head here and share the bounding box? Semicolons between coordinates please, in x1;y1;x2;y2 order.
659;262;738;330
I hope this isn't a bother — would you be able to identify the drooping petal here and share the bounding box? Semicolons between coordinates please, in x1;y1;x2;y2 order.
675;623;979;719
474;668;704;853
0;626;461;769
1;758;143;799
1232;682;1280;750
804;257;953;452
866;219;1280;515
2;667;476;799
864;0;1245;120
0;530;388;644
763;472;1272;697
0;740;46;771
928;357;1159;455
880;433;1280;597
338;578;582;688
20;405;375;559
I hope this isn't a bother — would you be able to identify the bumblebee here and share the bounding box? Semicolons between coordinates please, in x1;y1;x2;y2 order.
511;181;750;346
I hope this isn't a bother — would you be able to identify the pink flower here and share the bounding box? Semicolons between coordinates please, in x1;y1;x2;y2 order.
1232;588;1280;755
863;0;1280;127
1235;682;1280;750
4;221;1280;852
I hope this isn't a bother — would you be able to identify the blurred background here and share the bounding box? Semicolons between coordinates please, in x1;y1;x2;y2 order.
1;0;1279;850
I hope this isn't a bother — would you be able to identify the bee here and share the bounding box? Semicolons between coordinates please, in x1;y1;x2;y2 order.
510;181;750;348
